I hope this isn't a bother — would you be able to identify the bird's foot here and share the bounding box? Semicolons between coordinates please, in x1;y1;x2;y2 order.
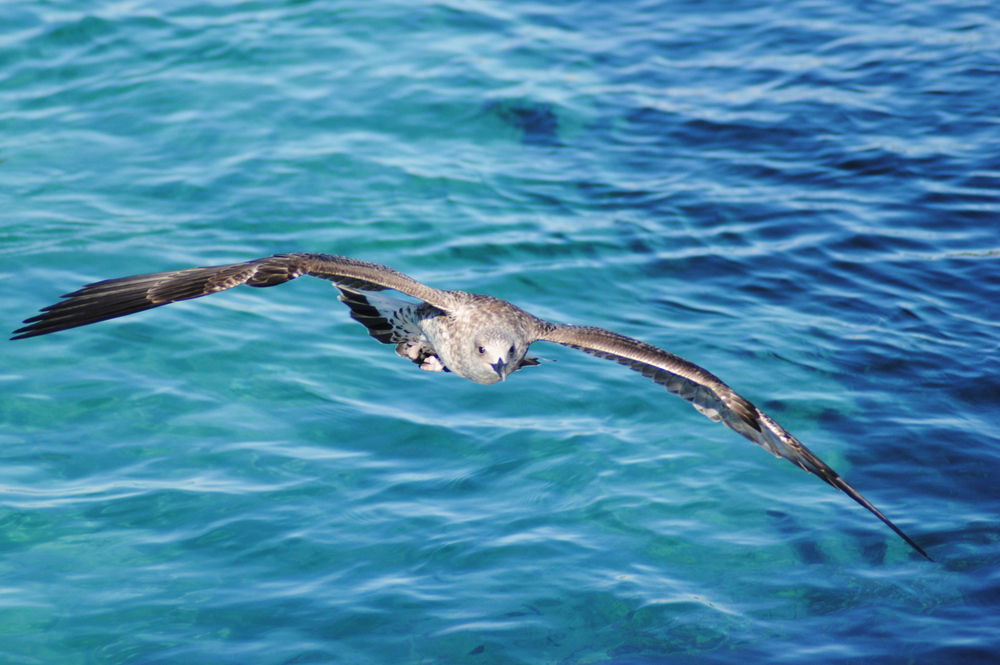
419;356;446;372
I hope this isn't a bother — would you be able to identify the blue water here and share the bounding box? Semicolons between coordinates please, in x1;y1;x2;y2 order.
3;1;999;663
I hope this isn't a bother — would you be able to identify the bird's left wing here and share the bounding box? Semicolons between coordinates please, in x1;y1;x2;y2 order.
12;253;454;339
538;323;930;560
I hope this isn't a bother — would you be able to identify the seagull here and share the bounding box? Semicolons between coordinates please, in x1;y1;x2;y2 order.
12;252;931;560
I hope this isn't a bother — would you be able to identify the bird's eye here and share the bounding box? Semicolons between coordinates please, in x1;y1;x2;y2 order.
509;345;516;355
478;346;486;354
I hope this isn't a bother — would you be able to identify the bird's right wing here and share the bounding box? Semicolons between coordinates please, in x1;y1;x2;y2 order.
12;253;454;339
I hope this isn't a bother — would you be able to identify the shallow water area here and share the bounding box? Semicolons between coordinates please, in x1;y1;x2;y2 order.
2;1;1000;663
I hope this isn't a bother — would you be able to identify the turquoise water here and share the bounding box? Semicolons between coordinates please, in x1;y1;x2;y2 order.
3;0;999;662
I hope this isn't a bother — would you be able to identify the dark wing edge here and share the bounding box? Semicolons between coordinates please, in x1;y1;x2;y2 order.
538;323;931;560
12;252;453;340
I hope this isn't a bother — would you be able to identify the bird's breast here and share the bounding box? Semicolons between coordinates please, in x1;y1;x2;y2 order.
416;315;461;372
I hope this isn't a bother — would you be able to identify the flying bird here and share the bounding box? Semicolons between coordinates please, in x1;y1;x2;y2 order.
12;252;931;560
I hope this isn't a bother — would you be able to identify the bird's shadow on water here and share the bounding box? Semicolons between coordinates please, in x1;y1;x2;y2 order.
766;509;830;565
766;510;906;566
486;99;563;147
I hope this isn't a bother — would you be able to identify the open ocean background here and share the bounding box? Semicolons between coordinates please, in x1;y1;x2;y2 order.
2;1;999;663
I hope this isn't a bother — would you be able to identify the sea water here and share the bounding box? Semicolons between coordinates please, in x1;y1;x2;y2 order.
2;1;999;663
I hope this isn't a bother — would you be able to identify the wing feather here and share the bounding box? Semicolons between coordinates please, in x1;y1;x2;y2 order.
539;324;931;560
11;253;452;339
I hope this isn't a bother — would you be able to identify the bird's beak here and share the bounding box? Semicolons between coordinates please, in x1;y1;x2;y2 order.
491;358;509;382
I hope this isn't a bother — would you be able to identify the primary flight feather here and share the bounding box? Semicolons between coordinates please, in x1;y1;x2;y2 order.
12;252;931;560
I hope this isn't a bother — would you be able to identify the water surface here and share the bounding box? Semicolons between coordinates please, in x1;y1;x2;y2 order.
2;1;999;663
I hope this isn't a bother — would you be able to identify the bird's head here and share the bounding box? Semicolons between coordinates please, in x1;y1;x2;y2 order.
470;331;522;385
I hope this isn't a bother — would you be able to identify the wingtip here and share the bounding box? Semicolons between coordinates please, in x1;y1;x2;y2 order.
10;326;35;340
899;529;934;562
830;475;933;562
901;535;933;562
